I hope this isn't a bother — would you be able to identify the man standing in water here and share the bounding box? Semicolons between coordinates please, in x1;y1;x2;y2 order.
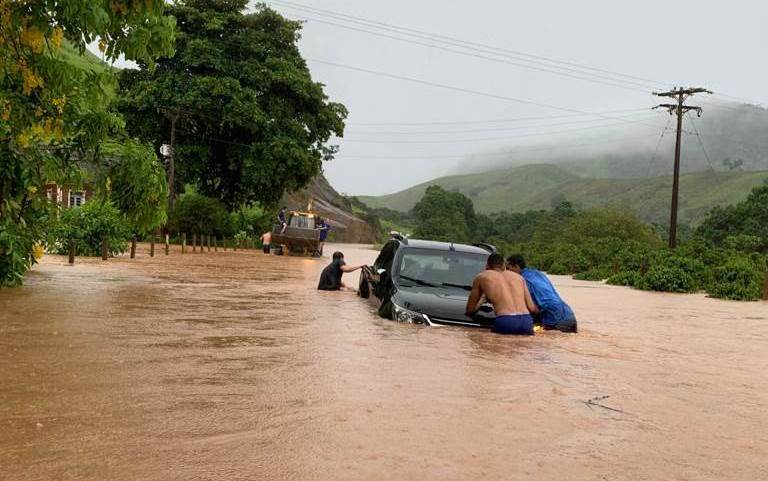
318;251;364;291
507;254;578;333
259;231;271;254
466;254;539;335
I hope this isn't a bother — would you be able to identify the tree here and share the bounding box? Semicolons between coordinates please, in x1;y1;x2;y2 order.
169;193;230;237
412;186;477;243
118;1;347;210
104;140;168;236
697;184;768;252
0;1;175;286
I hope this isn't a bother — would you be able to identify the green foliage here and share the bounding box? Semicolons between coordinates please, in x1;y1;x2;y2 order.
697;184;768;252
104;140;168;235
118;2;347;209
0;1;175;286
573;267;613;281
52;200;130;257
360;164;768;227
230;204;273;237
707;257;765;301
561;209;660;245
607;271;641;287
412;186;476;243
169;193;230;236
636;264;697;293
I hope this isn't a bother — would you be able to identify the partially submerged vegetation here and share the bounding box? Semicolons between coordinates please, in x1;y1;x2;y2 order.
357;182;768;301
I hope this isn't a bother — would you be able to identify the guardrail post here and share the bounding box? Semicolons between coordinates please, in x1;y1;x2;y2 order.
165;234;170;255
68;242;75;265
130;235;137;259
181;233;186;254
101;236;108;261
150;235;155;257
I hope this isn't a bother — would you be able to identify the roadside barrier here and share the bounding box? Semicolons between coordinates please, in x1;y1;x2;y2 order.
64;232;265;264
763;268;768;301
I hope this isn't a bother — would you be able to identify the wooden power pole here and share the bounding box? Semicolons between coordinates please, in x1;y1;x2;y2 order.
166;112;178;213
654;87;712;248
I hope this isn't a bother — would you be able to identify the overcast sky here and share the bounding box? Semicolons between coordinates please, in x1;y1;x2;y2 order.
261;0;767;196
95;1;768;196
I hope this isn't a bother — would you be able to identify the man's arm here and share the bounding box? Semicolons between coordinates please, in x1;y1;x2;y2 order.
465;276;484;317
340;264;363;273
523;282;540;315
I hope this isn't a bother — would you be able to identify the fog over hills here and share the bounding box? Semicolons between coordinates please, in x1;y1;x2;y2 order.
359;164;768;226
456;103;768;179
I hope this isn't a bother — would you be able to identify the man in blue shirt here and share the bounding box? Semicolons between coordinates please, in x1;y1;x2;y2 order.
507;254;578;333
277;207;288;233
317;217;330;256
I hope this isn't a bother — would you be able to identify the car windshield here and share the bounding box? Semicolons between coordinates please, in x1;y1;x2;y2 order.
396;248;488;289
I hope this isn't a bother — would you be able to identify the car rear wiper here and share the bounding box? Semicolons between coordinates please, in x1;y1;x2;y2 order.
398;275;439;288
440;282;473;291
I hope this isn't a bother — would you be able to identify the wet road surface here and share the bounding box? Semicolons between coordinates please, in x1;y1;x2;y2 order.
1;243;767;480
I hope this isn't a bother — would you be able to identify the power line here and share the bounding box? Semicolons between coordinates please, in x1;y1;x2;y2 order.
307;58;663;129
334;133;665;160
644;117;673;178
271;1;768;107
343;120;666;144
347;113;658;136
685;112;717;172
282;11;654;92
346;108;652;127
270;0;666;91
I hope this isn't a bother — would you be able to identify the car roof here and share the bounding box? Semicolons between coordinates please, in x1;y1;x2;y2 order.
395;239;491;255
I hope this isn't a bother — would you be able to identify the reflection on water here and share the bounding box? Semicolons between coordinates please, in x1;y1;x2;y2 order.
0;244;766;481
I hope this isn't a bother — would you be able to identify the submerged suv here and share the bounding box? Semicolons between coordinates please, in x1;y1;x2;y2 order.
358;235;496;327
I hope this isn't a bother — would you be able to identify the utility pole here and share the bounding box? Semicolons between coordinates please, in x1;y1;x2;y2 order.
654;87;712;249
160;109;180;213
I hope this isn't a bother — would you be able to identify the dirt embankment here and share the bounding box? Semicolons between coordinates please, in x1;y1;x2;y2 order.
281;175;380;244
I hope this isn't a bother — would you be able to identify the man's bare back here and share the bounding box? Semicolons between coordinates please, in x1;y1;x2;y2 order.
466;269;538;317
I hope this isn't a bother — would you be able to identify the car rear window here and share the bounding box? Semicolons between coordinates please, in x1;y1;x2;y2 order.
397;248;488;288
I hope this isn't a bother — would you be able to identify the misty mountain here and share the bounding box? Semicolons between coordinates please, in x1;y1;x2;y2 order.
358;164;768;226
466;103;768;179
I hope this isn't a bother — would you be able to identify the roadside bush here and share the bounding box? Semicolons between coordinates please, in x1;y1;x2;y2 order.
230;204;273;238
169;193;230;236
52;200;130;257
573;266;613;281
724;234;764;253
707;257;765;301
636;264;697;293
607;270;641;287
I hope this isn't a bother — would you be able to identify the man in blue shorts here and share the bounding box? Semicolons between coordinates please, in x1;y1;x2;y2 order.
466;254;539;335
507;254;578;333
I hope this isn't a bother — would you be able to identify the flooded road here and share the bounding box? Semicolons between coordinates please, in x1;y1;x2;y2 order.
1;243;767;480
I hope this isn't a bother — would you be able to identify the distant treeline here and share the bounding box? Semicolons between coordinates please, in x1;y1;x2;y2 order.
352;180;768;301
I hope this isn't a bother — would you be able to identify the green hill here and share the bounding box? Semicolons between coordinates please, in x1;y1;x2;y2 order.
59;41;111;73
359;164;768;226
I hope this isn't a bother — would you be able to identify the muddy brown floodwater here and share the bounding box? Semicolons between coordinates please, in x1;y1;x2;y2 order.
1;243;767;480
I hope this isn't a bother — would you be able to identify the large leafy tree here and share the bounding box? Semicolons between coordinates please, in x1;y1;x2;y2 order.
118;1;347;210
103;140;169;236
697;183;768;252
0;1;175;286
412;186;477;243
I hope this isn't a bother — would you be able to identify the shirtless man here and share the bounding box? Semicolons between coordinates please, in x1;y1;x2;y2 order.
465;253;539;335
